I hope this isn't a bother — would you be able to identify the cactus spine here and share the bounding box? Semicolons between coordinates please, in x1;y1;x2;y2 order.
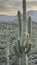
13;0;32;65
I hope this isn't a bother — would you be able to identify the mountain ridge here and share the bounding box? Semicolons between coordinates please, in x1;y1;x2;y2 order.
0;10;37;22
27;10;37;22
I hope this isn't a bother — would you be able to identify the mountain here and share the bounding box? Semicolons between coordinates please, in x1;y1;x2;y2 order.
27;10;37;22
0;14;18;21
0;10;37;22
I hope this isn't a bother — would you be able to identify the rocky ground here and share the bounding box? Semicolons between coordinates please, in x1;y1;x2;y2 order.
0;21;37;65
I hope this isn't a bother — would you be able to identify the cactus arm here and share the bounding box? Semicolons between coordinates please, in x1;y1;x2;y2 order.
25;43;31;54
13;45;21;58
25;34;29;47
23;34;29;50
28;16;32;39
18;11;22;39
18;39;23;54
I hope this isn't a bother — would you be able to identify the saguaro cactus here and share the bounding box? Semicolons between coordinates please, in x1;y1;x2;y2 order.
13;19;32;65
13;0;32;65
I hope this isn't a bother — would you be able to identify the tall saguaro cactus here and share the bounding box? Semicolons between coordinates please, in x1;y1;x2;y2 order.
13;16;32;65
13;0;32;65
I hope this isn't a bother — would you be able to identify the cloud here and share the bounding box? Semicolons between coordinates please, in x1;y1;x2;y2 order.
0;0;37;15
0;0;22;15
26;1;37;6
26;1;37;11
26;0;37;2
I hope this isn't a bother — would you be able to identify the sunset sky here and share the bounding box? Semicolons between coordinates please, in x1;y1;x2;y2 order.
0;0;37;15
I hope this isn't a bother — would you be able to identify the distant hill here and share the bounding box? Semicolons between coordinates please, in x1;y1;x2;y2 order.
0;14;18;21
0;10;37;22
27;10;37;22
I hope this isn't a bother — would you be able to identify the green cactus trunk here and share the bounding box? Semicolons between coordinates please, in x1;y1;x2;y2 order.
18;0;27;65
18;9;26;65
22;0;27;49
21;0;26;65
21;53;26;65
18;10;26;65
23;0;27;33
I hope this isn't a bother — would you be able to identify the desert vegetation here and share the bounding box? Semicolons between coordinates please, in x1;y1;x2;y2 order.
0;0;37;65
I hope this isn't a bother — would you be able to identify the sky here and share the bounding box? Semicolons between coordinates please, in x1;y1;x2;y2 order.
0;0;37;15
